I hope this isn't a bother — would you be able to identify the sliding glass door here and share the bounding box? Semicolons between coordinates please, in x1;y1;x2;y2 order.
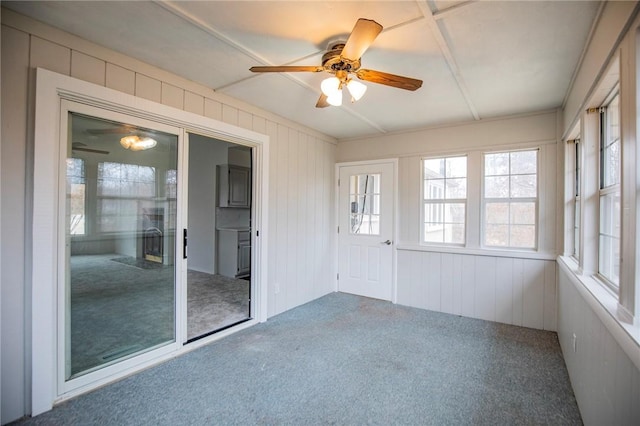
64;111;178;379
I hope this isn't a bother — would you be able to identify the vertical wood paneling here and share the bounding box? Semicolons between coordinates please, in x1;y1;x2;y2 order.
451;254;463;315
184;91;204;116
460;254;476;317
30;36;70;75
398;157;410;243
135;73;161;102
511;258;524;326
286;129;298;309
440;253;454;314
523;259;544;329
238;110;252;130
396;251;411;304
475;256;496;321
161;82;184;109
1;24;30;425
265;120;278;317
543;261;557;330
396;250;557;331
71;51;105;86
495;257;513;324
222;104;238;125
557;267;640;424
203;98;222;121
105;63;135;95
274;125;289;315
426;252;441;311
296;132;308;307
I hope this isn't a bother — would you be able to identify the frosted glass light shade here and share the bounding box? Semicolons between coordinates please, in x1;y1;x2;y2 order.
327;91;343;106
346;80;367;101
321;76;341;97
120;135;157;151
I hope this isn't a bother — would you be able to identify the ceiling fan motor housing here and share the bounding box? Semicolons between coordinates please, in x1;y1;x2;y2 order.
322;43;361;74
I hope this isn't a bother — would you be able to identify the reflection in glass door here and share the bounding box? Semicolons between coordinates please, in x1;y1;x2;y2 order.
65;112;178;379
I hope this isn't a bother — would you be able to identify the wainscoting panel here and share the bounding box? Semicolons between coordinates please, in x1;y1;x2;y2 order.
557;264;640;424
396;249;557;331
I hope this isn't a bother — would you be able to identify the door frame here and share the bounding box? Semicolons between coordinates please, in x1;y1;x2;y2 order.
32;68;269;415
335;159;399;303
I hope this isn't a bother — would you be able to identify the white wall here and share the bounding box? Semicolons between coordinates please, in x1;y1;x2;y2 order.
338;110;561;331
558;262;640;424
0;9;336;423
558;3;640;425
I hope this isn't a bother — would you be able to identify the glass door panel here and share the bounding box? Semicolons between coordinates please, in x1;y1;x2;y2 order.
65;112;178;379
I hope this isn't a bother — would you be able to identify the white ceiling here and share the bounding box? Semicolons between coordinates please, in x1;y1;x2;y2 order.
4;1;602;140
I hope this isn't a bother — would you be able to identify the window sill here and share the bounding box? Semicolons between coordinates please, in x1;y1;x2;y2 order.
557;255;640;372
396;243;557;260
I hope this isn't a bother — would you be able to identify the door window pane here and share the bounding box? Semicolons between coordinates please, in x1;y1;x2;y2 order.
350;174;381;235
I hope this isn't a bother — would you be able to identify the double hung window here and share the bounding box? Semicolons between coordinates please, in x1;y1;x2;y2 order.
422;156;467;244
574;139;581;259
598;93;621;289
483;150;538;249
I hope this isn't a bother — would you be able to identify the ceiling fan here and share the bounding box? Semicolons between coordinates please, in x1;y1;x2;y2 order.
84;126;158;151
250;18;423;108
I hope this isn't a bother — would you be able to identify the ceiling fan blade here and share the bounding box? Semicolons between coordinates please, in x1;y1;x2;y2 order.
250;66;324;73
315;93;330;108
340;18;383;61
85;125;135;135
73;147;110;154
356;69;423;91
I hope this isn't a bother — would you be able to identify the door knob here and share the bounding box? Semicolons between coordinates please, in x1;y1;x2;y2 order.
381;240;392;245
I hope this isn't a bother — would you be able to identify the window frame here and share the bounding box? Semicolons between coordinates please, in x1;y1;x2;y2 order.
481;148;539;250
420;154;468;246
573;138;581;260
597;90;621;292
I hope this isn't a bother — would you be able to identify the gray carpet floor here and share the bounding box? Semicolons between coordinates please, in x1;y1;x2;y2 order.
69;255;250;376
16;292;582;425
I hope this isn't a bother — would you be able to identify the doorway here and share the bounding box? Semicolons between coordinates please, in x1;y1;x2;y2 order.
185;134;252;341
32;68;268;414
337;161;396;301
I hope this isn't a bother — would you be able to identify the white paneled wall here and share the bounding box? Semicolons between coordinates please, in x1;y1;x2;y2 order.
557;265;640;424
397;250;557;331
1;10;335;423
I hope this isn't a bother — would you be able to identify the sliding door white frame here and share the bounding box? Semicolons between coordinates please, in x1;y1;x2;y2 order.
32;68;269;415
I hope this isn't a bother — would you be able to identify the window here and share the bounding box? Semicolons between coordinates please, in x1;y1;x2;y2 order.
349;173;380;235
598;92;621;288
66;158;86;235
422;156;467;244
96;162;157;233
574;138;581;259
483;150;538;248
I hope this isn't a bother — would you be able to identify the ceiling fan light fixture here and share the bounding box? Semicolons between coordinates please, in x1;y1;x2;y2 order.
327;90;343;107
321;76;341;98
346;79;367;102
120;135;157;151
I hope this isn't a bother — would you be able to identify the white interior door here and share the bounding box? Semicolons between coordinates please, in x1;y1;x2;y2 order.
338;161;395;301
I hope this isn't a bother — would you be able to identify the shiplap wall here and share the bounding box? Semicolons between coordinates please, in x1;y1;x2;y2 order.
338;112;561;331
557;265;640;424
1;9;335;423
397;251;557;330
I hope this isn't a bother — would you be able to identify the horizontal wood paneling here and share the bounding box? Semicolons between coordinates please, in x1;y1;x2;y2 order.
396;249;558;331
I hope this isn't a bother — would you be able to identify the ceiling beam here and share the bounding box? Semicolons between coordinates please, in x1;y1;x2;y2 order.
433;1;478;21
416;0;480;121
155;0;387;134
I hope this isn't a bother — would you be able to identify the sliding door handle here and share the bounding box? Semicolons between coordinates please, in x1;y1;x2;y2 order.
381;240;392;245
183;229;188;259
